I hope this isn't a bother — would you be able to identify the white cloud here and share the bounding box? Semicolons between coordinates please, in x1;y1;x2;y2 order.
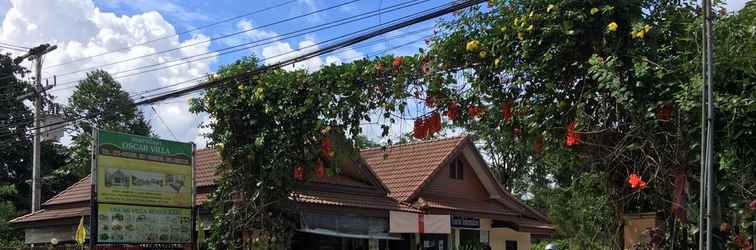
0;0;216;147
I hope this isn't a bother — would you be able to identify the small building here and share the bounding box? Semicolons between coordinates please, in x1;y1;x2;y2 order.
10;136;552;249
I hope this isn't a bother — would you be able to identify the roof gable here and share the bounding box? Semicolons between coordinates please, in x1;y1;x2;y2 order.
360;136;466;201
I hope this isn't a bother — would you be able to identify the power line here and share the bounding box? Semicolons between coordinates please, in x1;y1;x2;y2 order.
0;0;484;138
0;41;31;50
151;105;178;140
43;0;299;70
0;45;28;52
134;0;483;105
49;0;430;92
44;0;361;78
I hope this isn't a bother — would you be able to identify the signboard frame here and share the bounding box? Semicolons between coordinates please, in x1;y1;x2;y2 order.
90;129;196;249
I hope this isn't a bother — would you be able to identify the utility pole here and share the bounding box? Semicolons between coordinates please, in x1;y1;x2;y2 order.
699;0;715;248
15;44;57;212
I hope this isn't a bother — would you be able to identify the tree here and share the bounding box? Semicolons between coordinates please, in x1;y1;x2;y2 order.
0;53;68;245
64;70;151;178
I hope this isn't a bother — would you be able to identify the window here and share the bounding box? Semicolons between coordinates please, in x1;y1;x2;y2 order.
505;240;518;250
449;158;464;180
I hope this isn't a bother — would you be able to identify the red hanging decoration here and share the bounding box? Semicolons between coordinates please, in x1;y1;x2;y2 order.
655;103;672;122
429;112;442;134
628;173;647;191
293;165;305;181
565;121;581;146
533;135;544;153
447;102;459;121
501;102;512;124
315;159;326;177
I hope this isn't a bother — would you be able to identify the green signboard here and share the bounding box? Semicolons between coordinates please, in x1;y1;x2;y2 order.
93;130;194;245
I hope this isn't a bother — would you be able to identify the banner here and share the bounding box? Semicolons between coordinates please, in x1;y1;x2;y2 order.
94;130;194;245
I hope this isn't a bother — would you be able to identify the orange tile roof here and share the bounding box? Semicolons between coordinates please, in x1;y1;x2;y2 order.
359;136;467;201
418;195;518;216
195;148;220;187
43;176;91;206
293;190;418;212
9;206;89;224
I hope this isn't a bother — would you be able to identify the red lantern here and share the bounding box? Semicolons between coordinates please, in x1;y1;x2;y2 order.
656;103;672;122
501;102;512;123
628;173;647;191
447;102;459;121
533;135;544;153
315;159;326;177
565;121;581;146
293;165;305;181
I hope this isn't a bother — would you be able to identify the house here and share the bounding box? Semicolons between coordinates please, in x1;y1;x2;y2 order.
10;135;552;250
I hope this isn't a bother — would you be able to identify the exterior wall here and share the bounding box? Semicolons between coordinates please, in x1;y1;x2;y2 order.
421;156;489;201
623;213;658;249
489;228;531;250
24;225;77;244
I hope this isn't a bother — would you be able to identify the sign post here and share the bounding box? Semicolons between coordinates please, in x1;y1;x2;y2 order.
91;129;194;248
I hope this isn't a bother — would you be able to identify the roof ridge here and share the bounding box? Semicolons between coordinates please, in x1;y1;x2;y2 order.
360;135;468;152
42;175;90;206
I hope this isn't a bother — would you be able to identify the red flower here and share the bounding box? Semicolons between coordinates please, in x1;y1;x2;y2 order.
293;165;305;181
628;173;648;191
447;102;459;121
750;199;756;211
425;94;435;107
414;118;429;139
321;136;333;158
468;105;482;117
565;121;581;146
429;112;442;134
315;159;326;177
392;57;403;68
656;103;672;122
501;102;512;123
533;135;544;153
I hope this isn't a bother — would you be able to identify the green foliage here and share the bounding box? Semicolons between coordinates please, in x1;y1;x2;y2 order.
64;70;152;178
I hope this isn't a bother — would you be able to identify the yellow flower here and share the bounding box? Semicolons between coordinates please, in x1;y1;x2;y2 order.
643;24;652;33
479;50;488;59
527;24;534;32
494;57;501;67
237;84;246;92
633;30;645;39
466;40;480;51
529;11;535;17
513;17;520;26
517;32;524;40
607;22;618;32
547;4;555;12
590;7;600;15
500;26;507;32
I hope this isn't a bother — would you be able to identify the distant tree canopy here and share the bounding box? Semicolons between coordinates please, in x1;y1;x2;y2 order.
64;70;151;179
